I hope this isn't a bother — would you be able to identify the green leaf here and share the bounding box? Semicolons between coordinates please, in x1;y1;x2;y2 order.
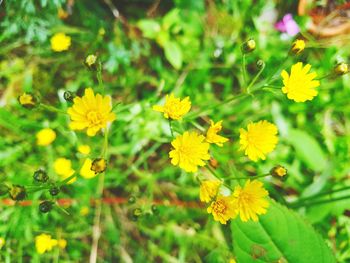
287;129;327;172
163;41;183;69
137;19;161;39
231;200;336;263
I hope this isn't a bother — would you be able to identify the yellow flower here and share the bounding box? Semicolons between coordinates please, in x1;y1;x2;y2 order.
232;180;269;222
281;62;320;102
291;39;305;54
169;131;210;172
270;165;287;177
57;8;68;19
206;120;229;147
54;158;76;184
36;128;56;146
80;158;96;179
91;158;107;174
239;120;278;161
207;195;238;224
85;54;97;66
57;239;67;249
0;238;5;249
67;88;116;136
80;206;90;216
35;234;58;254
200;180;221;203
50;33;71;52
153;94;191;120
18;92;36;108
78;145;91;155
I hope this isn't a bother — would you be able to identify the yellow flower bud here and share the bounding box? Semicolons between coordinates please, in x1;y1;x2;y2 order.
334;62;349;75
291;39;305;54
91;158;107;174
36;128;56;146
18;92;37;108
242;39;256;53
270;165;287;177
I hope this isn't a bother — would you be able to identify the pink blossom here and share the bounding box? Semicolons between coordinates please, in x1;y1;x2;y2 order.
275;13;300;36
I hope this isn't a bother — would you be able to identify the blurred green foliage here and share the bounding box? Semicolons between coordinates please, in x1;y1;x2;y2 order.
0;0;350;262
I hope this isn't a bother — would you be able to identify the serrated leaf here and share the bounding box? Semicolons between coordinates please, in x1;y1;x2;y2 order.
231;200;336;263
163;41;183;69
287;129;327;172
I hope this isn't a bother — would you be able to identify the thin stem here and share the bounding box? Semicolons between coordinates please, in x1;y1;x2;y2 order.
97;62;104;94
246;62;265;93
242;53;247;85
224;173;270;181
291;195;350;208
168;119;174;137
40;104;67;114
205;165;232;190
292;186;350;204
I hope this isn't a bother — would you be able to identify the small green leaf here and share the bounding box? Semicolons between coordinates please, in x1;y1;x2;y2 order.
231;200;335;263
163;41;183;69
137;20;161;39
287;129;327;172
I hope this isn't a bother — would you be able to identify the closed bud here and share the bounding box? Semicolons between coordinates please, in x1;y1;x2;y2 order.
256;60;265;69
334;63;349;76
291;39;305;54
84;55;98;70
91;158;107;174
151;205;159;215
130;208;142;221
0;184;9;196
242;39;256;53
49;187;60;196
128;195;136;204
18;92;37;109
9;185;26;201
33;169;49;183
39;201;54;213
270;165;287;178
63;91;75;102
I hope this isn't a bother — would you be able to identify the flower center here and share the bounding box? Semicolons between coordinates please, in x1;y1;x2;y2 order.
238;192;252;205
87;111;102;126
212;200;226;214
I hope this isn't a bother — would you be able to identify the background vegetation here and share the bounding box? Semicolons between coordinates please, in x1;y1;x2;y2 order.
0;0;349;262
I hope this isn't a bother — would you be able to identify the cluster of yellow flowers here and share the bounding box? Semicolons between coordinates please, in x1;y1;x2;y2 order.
35;234;66;254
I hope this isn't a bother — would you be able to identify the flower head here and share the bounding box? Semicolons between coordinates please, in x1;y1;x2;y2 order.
36;128;56;146
78;145;91;155
239;120;278;161
85;54;97;67
18;92;36;108
67;88;116;136
80;158;96;179
153;94;191;120
50;33;71;52
206;120;229;147
35;234;58;254
91;158;107;174
232;180;269;222
281;62;320;102
9;185;26;201
200;180;221;203
207;195;238;224
270;165;287;177
54;158;76;184
334;62;349;75
275;14;299;36
169;131;210;172
291;39;305;54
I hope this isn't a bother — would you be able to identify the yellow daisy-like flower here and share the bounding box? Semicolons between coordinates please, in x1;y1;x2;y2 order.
18;92;36;108
232;180;269;222
239;120;278;162
54;158;76;184
169;131;210;172
50;33;71;52
200;180;221;203
78;145;91;155
206;120;229;147
281;62;320;102
67;88;116;136
80;158;96;179
291;39;305;54
207;195;238;224
153;94;191;120
57;239;67;249
36;128;56;146
35;234;58;254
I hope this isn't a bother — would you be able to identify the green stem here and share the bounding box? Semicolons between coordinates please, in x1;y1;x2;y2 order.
97;62;104;94
40;104;67;114
242;53;247;85
246;62;265;93
291;195;350;208
168;119;174;137
205;165;232;190
292;186;350;204
224;173;270;181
